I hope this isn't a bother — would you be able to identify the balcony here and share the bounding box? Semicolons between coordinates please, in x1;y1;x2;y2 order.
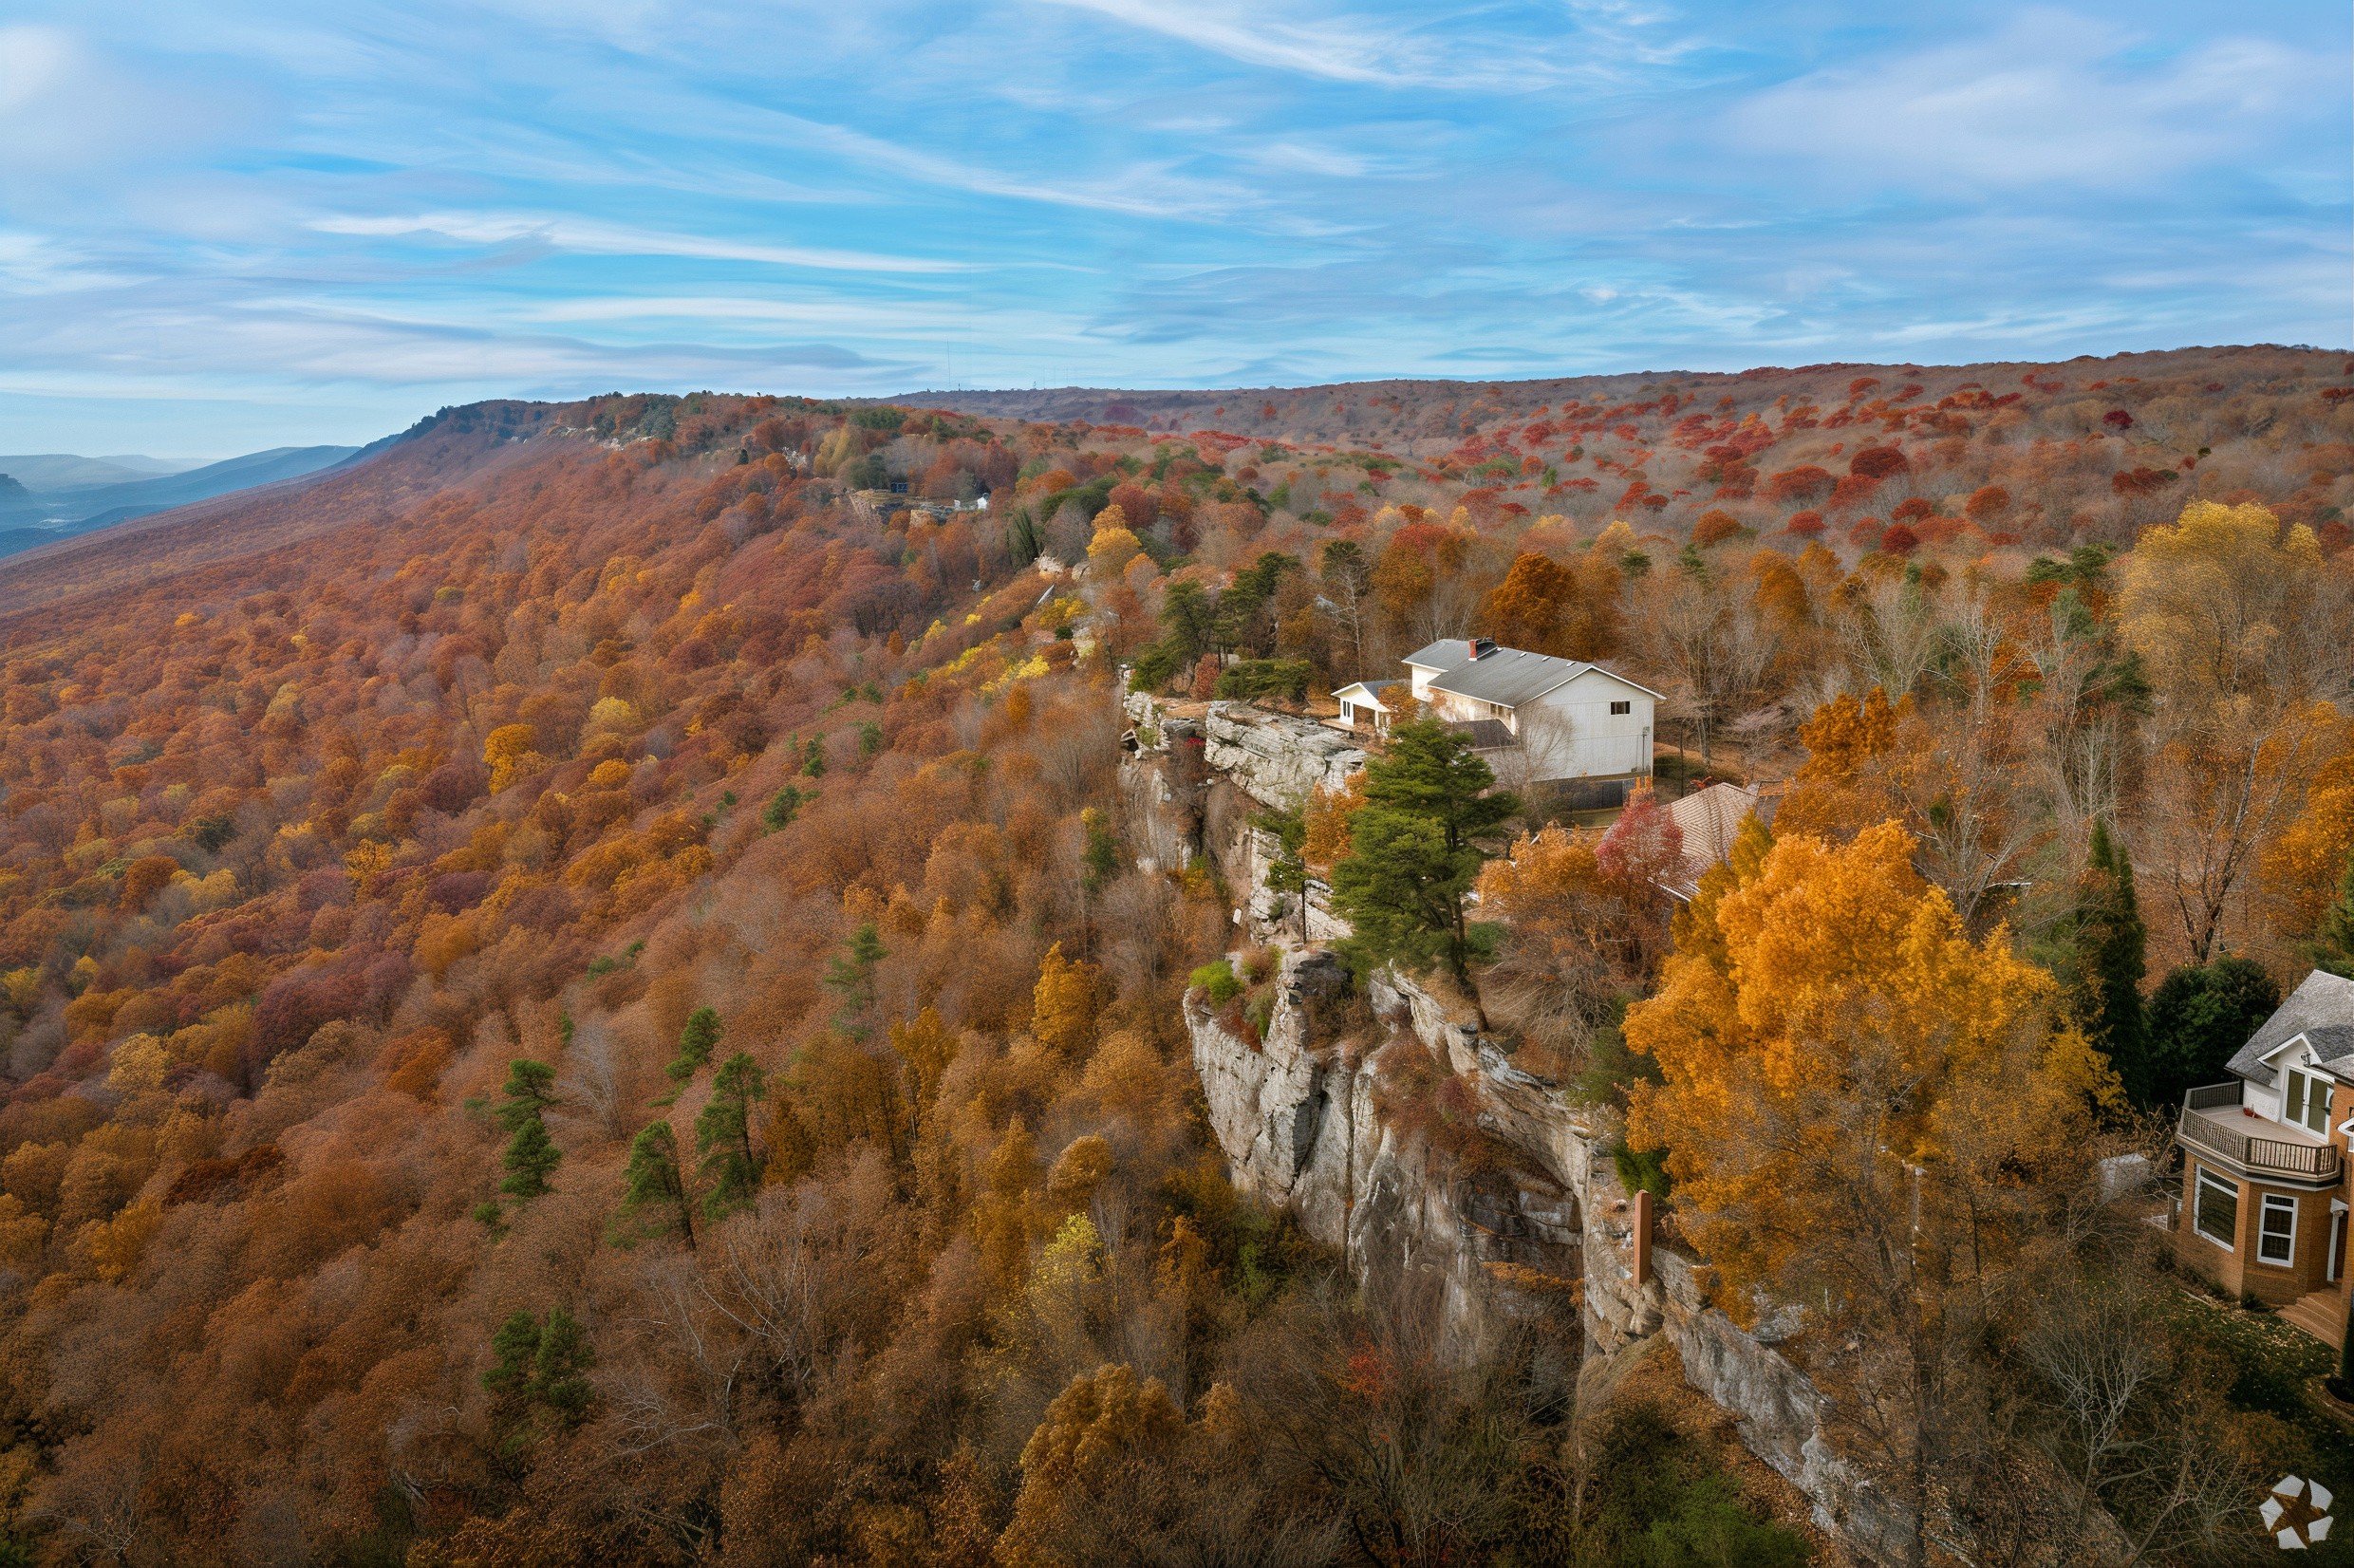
2177;1082;2343;1183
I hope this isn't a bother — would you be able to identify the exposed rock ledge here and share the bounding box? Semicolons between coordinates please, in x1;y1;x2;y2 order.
1186;948;1909;1562
1124;691;1365;809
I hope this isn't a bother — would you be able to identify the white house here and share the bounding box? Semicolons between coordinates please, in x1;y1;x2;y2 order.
1330;678;1401;733
1388;637;1659;786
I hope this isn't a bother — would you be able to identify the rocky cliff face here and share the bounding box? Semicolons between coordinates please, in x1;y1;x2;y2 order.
1128;690;1905;1554
1185;945;1909;1561
1120;693;1354;943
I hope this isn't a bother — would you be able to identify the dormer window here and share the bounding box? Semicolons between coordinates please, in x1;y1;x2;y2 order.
2285;1066;2333;1136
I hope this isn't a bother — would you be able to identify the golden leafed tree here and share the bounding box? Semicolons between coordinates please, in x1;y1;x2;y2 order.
1479;551;1579;656
1030;943;1105;1057
1298;774;1366;870
1770;687;1907;839
1626;820;2111;1300
2120;499;2352;959
1625;821;2118;1563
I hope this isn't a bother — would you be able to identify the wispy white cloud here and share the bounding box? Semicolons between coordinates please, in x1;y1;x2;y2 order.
1027;0;1429;84
1726;11;2336;192
308;212;973;273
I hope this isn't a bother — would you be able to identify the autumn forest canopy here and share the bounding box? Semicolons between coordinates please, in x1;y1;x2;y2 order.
0;345;2351;1565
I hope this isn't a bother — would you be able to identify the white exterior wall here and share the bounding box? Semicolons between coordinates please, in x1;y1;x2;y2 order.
1513;670;1653;781
1425;689;1503;727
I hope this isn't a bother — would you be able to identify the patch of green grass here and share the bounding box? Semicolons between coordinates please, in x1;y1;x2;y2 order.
2164;1283;2354;1559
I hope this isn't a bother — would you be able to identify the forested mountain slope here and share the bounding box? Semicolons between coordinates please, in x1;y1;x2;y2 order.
0;364;2347;1563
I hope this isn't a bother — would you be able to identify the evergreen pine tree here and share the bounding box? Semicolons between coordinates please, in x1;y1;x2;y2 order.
610;1122;696;1249
2307;849;2354;980
493;1059;560;1201
1251;802;1309;940
825;923;887;1036
761;783;804;832
483;1307;596;1454
1331;718;1521;988
658;1006;723;1103
500;1117;561;1201
1080;807;1120;893
695;1052;768;1221
2074;821;2151;1105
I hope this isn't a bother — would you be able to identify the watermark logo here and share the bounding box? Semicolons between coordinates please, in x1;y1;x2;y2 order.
2262;1475;2332;1550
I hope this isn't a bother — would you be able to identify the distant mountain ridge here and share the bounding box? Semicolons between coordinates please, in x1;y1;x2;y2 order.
0;453;199;491
0;445;362;558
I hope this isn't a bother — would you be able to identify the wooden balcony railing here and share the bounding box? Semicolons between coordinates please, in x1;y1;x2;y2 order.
2185;1081;2243;1112
2177;1098;2342;1182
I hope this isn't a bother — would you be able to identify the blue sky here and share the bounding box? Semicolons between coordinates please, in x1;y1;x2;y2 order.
0;1;2345;457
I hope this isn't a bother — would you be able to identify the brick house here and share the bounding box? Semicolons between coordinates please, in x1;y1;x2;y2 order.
2174;969;2354;1343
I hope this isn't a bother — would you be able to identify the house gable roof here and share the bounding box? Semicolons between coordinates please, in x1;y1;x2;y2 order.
2261;1023;2354;1077
1428;647;1589;707
2229;970;2354;1087
1401;639;1478;673
1402;639;1665;708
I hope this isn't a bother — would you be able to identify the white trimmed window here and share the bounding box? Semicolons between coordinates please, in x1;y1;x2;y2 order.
2194;1168;2238;1248
2286;1066;2336;1135
1610;700;1632;716
2258;1194;2299;1266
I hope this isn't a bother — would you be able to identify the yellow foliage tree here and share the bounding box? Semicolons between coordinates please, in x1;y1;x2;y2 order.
483;722;542;792
104;1034;169;1096
1625;821;2115;1560
1044;1135;1112;1214
2120;500;2343;959
1626;820;2111;1311
83;1197;160;1284
0;1195;47;1271
2263;714;2354;934
2117;499;2323;714
1031;943;1104;1057
888;1006;957;1130
1771;687;1906;838
1086;507;1142;577
1299;775;1367;870
974;1119;1039;1292
1474;824;1607;948
999;1362;1183;1568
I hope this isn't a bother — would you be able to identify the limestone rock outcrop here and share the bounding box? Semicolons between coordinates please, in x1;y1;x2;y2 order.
1184;948;1906;1561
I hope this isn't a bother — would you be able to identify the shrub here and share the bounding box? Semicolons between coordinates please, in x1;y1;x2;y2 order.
1189;960;1244;1004
1691;510;1747;548
1213;659;1312;703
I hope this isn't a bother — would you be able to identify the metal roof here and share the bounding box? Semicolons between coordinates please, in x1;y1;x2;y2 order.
1446;718;1517;751
1429;647;1593;707
1405;639;1666;707
2228;970;2354;1087
1401;639;1479;672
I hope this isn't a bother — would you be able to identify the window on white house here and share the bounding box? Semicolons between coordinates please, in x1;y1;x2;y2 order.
2195;1168;2237;1248
2259;1194;2299;1265
1610;700;1631;716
